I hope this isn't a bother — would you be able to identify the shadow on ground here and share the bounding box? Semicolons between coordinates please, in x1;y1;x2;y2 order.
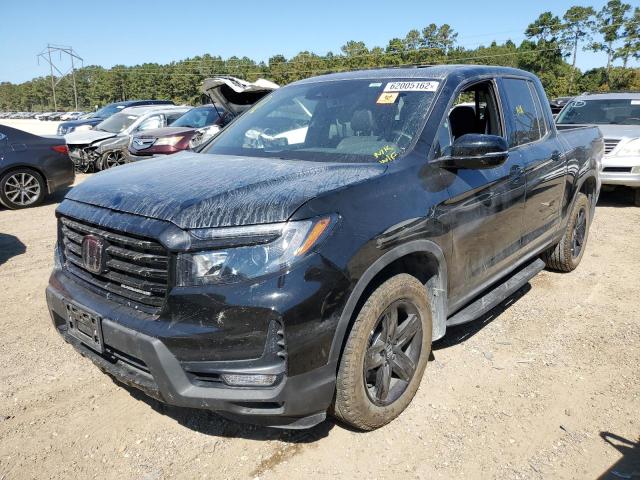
598;187;638;208
599;432;640;479
116;380;335;443
434;283;532;350
0;232;26;266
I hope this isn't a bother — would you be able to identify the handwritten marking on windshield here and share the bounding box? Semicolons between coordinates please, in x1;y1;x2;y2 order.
374;145;399;164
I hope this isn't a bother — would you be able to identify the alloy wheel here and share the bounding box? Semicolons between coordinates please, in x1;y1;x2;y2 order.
3;172;41;206
363;300;423;406
103;151;125;169
571;207;587;258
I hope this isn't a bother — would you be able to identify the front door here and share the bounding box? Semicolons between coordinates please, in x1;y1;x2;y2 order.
434;79;526;308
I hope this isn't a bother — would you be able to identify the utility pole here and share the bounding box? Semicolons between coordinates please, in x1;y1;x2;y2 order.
37;44;83;110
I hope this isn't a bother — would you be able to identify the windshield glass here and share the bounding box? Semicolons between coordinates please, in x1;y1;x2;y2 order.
172;106;224;128
96;112;139;133
556;99;640;125
91;104;125;119
201;79;438;163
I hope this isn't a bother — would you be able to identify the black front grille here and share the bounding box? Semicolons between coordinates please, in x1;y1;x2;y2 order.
603;167;632;173
60;216;169;310
604;139;620;155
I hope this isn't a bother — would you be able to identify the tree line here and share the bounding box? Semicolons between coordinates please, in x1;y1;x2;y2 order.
1;0;639;112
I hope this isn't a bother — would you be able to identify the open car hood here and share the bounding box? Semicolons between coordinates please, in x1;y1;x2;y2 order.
201;76;279;116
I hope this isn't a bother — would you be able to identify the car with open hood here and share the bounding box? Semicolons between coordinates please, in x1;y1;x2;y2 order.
56;100;174;136
64;105;191;171
127;77;278;160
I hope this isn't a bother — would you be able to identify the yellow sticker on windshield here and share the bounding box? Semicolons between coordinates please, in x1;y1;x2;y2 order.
377;92;399;104
374;145;399;163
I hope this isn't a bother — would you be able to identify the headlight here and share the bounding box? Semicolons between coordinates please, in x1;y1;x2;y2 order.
177;216;335;286
617;138;640;156
154;135;184;146
74;124;93;132
632;166;640;174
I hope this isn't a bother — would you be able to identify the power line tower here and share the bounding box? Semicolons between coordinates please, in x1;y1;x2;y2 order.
37;44;83;110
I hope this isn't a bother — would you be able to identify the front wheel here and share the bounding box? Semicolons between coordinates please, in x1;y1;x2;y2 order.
542;192;590;272
100;150;126;170
333;274;432;430
634;188;640;207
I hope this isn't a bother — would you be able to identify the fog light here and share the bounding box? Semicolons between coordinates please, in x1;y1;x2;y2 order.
221;373;277;386
632;166;640;174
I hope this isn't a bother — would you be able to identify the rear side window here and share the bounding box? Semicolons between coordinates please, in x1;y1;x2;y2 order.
502;78;544;147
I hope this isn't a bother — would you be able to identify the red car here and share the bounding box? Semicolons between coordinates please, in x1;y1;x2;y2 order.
128;76;278;160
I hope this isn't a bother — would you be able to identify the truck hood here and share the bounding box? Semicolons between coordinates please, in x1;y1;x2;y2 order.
202;76;279;116
595;124;640;139
65;129;116;146
65;151;386;229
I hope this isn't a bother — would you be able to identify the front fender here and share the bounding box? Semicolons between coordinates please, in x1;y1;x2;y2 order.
328;239;448;368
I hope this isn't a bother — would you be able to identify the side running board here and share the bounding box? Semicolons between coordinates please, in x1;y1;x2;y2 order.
446;258;546;327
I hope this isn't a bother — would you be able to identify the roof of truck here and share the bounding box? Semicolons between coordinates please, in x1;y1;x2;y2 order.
291;65;538;85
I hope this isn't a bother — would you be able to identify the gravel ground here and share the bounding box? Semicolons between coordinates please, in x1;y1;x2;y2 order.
0;172;638;479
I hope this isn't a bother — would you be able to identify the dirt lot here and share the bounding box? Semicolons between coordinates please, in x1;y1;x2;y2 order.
0;173;638;479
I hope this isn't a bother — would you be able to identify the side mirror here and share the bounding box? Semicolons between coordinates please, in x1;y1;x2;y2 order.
434;134;508;169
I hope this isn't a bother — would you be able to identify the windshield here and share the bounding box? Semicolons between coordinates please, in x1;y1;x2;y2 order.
95;112;139;133
91;104;126;119
201;79;438;163
172;106;224;128
557;99;640;125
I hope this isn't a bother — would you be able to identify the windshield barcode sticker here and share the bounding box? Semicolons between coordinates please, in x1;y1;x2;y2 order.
631;100;640;105
384;81;439;92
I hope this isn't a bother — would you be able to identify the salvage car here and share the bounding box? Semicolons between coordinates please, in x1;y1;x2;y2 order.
127;105;228;159
57;100;175;136
556;92;640;206
0;125;74;209
47;66;602;430
65;105;191;171
128;77;279;160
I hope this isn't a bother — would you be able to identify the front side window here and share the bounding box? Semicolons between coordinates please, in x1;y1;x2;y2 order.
202;79;438;164
556;99;640;125
137;115;163;131
433;80;502;158
172;107;224;128
95;113;139;133
502;78;543;147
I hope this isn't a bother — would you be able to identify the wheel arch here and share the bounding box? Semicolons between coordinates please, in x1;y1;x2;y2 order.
328;240;448;369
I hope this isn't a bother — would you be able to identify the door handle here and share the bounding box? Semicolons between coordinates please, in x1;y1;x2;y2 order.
551;151;561;162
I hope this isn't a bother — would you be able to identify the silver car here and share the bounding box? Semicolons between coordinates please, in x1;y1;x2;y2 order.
556;92;640;206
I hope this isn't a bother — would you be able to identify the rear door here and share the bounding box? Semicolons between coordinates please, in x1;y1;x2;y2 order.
499;78;566;252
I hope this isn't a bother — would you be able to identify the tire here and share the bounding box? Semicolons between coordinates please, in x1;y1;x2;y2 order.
333;274;432;430
634;188;640;207
99;150;126;170
0;168;46;210
541;192;590;272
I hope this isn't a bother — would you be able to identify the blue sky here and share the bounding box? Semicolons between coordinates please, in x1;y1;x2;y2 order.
1;0;636;84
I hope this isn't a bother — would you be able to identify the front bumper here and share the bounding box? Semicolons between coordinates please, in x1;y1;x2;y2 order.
601;155;640;187
46;278;337;428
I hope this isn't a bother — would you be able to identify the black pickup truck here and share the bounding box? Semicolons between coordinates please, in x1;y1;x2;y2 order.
46;66;602;430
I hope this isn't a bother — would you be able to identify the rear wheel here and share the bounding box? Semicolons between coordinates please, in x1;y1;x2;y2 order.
333;274;432;430
0;169;45;209
634;188;640;207
541;192;590;272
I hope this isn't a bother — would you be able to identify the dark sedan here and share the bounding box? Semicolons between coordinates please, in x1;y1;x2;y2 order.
0;125;74;209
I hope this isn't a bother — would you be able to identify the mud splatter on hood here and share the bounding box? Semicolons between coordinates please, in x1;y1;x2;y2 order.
66;151;386;229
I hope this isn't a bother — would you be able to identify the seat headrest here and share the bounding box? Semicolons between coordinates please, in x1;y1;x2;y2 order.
351;109;374;134
449;105;477;138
